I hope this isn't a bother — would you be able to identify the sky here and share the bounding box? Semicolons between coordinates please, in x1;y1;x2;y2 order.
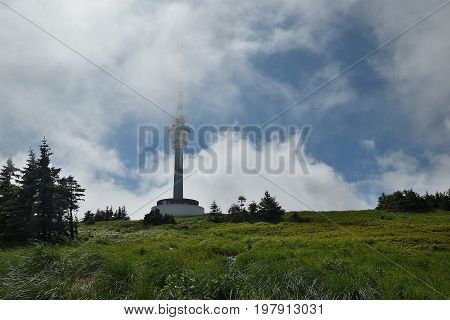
0;0;449;219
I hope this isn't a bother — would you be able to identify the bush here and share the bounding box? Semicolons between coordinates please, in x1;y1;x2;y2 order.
83;210;95;224
228;204;241;215
143;208;176;226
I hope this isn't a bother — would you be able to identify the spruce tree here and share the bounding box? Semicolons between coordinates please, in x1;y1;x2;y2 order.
94;208;103;221
58;176;85;239
14;149;39;240
210;200;222;214
120;206;130;220
0;158;19;189
238;195;247;212
248;201;258;215
34;139;62;241
104;206;114;221
0;158;20;240
18;149;38;220
228;204;241;215
83;210;95;224
258;191;285;220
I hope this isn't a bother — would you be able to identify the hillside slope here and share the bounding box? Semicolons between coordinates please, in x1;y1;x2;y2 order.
0;210;448;299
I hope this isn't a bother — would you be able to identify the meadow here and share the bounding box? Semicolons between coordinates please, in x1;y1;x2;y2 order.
0;210;448;300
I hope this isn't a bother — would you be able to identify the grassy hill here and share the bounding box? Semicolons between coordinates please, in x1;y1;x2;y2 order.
0;210;448;299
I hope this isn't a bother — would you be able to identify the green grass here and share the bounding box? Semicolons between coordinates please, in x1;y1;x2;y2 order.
0;210;449;299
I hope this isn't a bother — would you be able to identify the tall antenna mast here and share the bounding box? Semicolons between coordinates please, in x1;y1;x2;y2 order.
175;78;185;124
151;55;204;215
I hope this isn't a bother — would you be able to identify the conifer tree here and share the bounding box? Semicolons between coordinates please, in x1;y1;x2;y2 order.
94;209;103;221
258;191;285;220
83;210;95;224
210;200;222;214
0;158;20;240
104;205;114;221
18;150;38;225
58;176;85;239
0;158;19;189
120;206;130;220
248;201;258;215
228;203;241;215
238;195;247;212
33;139;62;241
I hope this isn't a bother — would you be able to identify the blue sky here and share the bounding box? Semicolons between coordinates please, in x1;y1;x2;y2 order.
1;0;449;217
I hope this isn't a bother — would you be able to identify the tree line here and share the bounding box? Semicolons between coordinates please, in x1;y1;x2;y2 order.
209;191;285;222
0;139;85;243
377;189;450;212
83;205;130;224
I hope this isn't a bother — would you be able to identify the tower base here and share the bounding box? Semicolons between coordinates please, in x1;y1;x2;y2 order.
152;198;204;216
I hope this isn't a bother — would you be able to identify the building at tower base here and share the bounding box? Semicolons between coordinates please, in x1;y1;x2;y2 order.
152;198;204;216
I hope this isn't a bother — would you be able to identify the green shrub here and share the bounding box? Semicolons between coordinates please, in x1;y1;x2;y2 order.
143;208;176;226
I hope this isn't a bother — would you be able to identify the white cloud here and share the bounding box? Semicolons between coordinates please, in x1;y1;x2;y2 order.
360;138;376;150
374;151;450;194
361;0;450;147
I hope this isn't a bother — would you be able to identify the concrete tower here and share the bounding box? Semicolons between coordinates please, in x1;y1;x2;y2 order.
171;88;189;200
152;86;204;216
